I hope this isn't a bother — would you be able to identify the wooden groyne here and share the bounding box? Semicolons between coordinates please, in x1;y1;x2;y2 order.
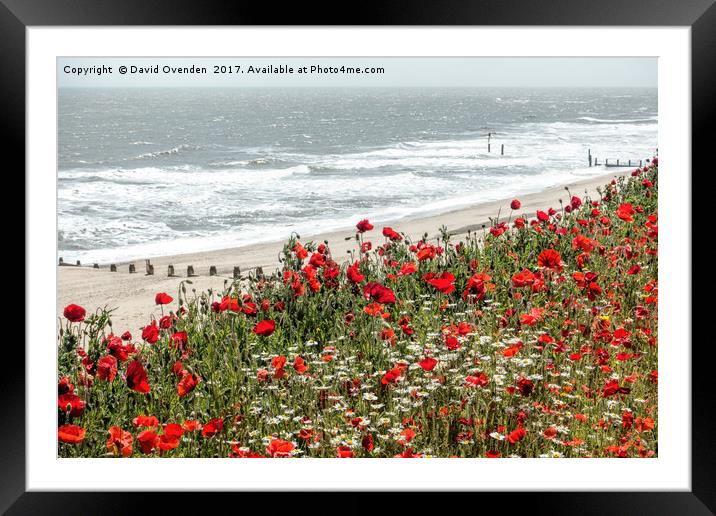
588;148;644;169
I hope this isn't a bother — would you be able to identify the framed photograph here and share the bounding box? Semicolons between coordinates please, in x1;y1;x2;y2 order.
6;0;712;512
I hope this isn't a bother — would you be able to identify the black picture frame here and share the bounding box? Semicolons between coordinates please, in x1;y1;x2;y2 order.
4;0;711;513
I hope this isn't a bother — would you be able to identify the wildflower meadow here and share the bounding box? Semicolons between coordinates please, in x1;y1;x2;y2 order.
58;161;658;458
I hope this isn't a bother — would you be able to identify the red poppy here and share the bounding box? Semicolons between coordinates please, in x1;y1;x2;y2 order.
363;282;396;304
511;269;535;288
96;355;118;382
58;424;86;444
293;242;308;260
154;292;173;305
382;226;402;241
137;430;158;454
177;372;200;397
537;249;563;271
133;415;159;428
346;261;365;283
107;426;133;457
464;373;489;387
507;426;526;444
202;418;224;438
356;219;374;233
126;360;150;393
336;446;355;458
266;438;295;457
381;367;402;385
293;355;308;374
426;271;456;294
510;199;521;210
616;203;635;223
63;304;86;323
141;321;159;344
58;393;85;418
418;357;438;371
253;319;276;337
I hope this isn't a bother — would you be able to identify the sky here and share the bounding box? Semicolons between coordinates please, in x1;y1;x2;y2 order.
58;57;657;89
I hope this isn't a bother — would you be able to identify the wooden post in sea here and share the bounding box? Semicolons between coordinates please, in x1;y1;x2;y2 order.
233;266;241;279
145;259;154;275
129;263;136;274
209;265;217;276
187;265;196;277
110;264;117;272
93;263;99;269
58;257;64;265
501;144;504;156
168;264;175;277
76;260;81;266
588;149;592;167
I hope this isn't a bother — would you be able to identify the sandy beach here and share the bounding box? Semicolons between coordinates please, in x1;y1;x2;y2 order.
57;169;632;333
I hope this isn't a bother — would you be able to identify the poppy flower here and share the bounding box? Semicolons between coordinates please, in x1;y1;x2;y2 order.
177;372;200;397
266;438;295;457
155;292;173;305
202;418;224;438
293;242;308;260
107;426;133;457
58;424;86;444
126;360;150;393
507;426;526;444
63;304;86;323
616;203;635;223
96;355;118;382
57;393;85;418
464;372;489;387
363;282;396;304
426;271;456;294
382;226;402;241
418;357;438;371
510;199;521;210
356;219;374;233
137;430;158;454
133;415;159;428
336;446;355;458
381;367;402;385
141;322;159;344
537;249;563;271
253;319;276;337
511;269;535;288
346;261;365;283
293;355;308;374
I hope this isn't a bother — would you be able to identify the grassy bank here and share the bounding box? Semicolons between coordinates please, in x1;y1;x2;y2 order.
58;161;658;458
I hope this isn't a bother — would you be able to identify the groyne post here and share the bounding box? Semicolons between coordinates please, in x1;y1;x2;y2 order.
209;265;217;276
129;263;136;274
93;263;99;269
233;266;241;279
501;144;504;156
59;257;64;265
145;259;154;275
168;264;175;277
110;264;117;272
76;260;81;266
187;265;196;277
255;266;264;280
588;149;592;167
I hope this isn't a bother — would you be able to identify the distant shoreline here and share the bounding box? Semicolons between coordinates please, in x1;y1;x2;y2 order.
57;168;635;332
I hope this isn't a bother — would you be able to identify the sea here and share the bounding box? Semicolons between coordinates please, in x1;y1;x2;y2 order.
58;87;658;264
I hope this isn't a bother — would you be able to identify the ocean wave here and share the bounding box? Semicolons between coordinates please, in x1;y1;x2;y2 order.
132;144;195;160
577;116;657;123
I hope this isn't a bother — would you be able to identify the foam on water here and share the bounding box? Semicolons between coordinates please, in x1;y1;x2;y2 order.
58;87;658;264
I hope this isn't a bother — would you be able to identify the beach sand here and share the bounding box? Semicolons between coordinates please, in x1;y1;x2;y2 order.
57;169;632;333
